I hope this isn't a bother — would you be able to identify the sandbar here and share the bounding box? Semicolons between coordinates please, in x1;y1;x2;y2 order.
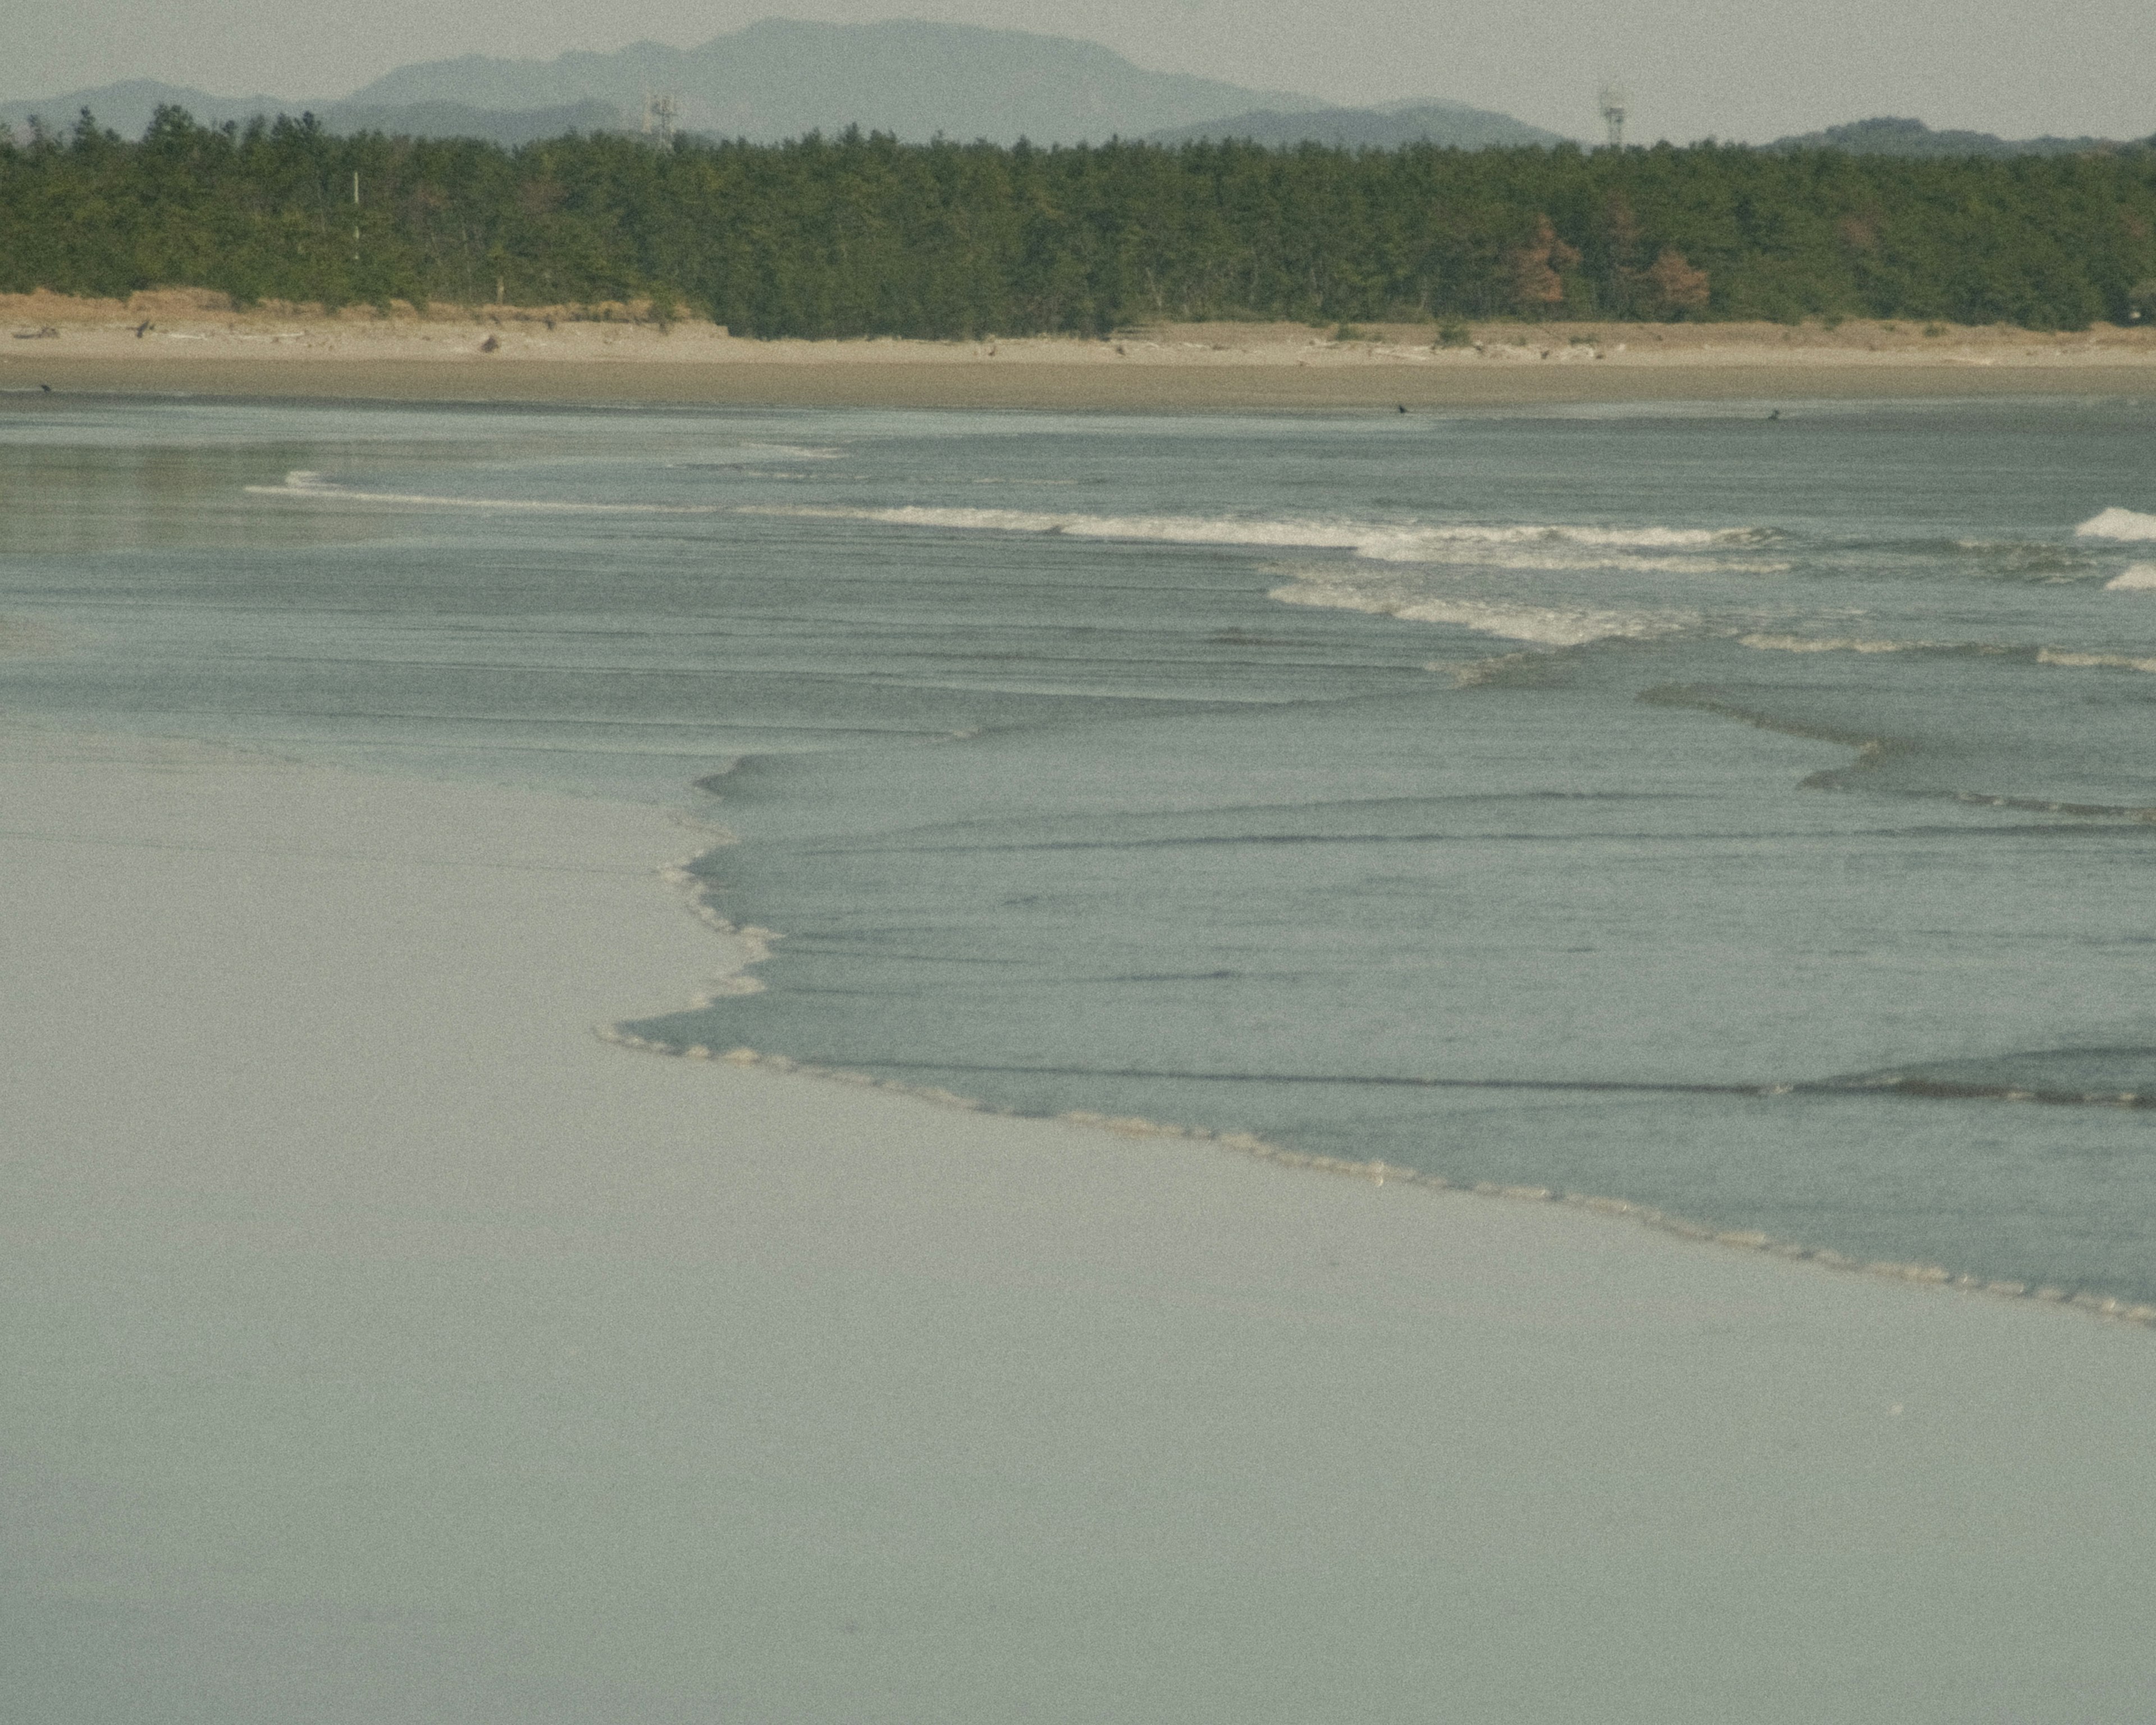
6;289;2156;410
3;725;2154;1722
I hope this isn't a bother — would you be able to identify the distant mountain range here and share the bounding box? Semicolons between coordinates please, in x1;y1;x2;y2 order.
1765;116;2135;157
7;33;2139;158
2;78;299;139
0;76;624;146
0;20;1567;151
340;19;1328;144
1147;100;1565;149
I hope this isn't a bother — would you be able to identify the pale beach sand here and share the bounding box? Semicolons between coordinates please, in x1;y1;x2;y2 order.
4;725;2154;1722
6;289;2156;409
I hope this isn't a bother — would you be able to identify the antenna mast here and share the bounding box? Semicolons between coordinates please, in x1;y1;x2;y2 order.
642;91;681;142
1597;82;1629;148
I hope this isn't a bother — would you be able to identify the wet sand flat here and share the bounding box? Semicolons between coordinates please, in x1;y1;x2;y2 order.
4;727;2155;1723
12;354;2156;412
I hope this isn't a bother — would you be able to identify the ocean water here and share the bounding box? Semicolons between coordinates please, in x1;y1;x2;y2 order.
5;391;2154;1304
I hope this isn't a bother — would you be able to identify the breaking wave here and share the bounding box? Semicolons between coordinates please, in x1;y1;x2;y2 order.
741;504;1777;570
1739;635;2156;671
248;470;723;514
2105;564;2156;591
1740;632;1944;655
1945;537;2097;577
1269;578;1691;646
2075;506;2156;542
2036;647;2156;673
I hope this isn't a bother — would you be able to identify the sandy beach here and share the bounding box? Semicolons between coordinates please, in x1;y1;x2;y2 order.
7;289;2156;409
5;723;2154;1722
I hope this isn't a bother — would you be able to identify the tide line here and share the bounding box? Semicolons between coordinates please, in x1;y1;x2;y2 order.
676;1054;2156;1110
592;1030;2156;1331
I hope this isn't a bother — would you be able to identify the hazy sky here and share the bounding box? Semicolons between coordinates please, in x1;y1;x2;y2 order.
12;0;2155;144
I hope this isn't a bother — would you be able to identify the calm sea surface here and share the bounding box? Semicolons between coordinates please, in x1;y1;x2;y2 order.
6;391;2154;1301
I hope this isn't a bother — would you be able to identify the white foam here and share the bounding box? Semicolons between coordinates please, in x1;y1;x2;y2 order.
656;856;779;999
747;503;1373;548
1374;524;1764;551
1270;579;1688;646
741;504;1768;568
1741;632;1935;655
1355;538;1789;576
2104;564;2156;591
2075;507;2156;542
248;469;721;515
2036;647;2156;673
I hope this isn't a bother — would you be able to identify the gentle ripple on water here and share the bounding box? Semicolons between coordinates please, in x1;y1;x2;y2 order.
5;391;2155;1308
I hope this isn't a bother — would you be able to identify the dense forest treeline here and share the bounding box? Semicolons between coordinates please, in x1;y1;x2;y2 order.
4;107;2154;335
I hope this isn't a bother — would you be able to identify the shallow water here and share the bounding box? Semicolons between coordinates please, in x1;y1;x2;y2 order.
4;390;2154;1301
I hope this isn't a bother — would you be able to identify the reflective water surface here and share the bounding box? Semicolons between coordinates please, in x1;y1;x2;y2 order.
6;391;2153;1300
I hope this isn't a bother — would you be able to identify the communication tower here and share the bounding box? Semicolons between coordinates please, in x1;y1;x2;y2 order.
1597;83;1628;148
642;91;681;142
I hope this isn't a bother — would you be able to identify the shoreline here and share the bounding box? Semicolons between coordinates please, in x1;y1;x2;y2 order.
625;1045;2156;1326
20;356;2156;410
8;291;2156;409
6;725;2155;1719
